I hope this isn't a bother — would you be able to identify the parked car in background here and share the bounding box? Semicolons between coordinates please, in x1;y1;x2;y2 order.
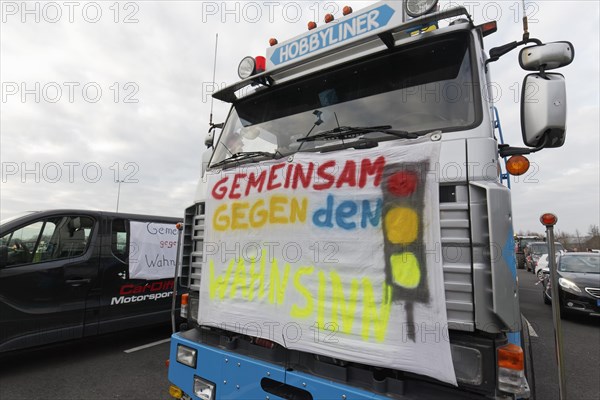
542;252;600;316
0;210;184;352
535;251;565;280
525;241;565;273
536;254;550;280
515;235;542;269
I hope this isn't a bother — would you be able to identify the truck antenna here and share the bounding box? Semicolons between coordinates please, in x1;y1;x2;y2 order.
521;0;530;41
209;33;219;129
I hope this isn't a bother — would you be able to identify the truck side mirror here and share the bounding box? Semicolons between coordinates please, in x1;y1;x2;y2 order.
521;73;567;148
205;131;215;148
205;123;224;149
519;42;574;71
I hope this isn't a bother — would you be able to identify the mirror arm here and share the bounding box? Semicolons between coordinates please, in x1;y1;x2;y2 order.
485;37;543;70
498;136;547;158
209;122;224;132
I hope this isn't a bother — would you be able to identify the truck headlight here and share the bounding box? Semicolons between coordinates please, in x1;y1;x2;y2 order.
451;344;482;385
176;344;197;368
194;376;215;400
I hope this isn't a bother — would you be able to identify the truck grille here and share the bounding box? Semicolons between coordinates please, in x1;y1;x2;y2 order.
440;185;475;331
181;203;205;291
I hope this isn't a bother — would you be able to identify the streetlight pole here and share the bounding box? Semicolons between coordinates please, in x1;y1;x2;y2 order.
116;180;124;213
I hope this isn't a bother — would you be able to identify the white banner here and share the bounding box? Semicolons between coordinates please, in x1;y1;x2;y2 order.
199;141;456;385
129;221;178;280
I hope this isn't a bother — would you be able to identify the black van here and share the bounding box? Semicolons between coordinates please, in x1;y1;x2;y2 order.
0;210;182;352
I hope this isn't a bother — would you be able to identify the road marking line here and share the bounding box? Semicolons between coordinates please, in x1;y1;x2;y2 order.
526;320;538;337
124;338;171;353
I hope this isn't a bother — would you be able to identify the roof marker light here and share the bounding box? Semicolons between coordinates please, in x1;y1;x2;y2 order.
324;13;334;23
506;155;530;176
308;21;317;30
480;21;498;37
255;56;266;74
269;38;278;46
343;6;353;16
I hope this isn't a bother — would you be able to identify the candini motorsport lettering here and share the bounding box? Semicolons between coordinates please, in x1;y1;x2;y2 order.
270;5;395;65
110;280;174;305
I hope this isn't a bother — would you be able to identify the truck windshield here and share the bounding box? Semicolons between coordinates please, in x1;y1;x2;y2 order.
211;32;479;167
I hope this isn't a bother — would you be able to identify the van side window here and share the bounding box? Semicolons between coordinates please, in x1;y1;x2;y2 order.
111;219;128;262
0;216;93;267
1;221;45;266
43;216;94;260
46;216;94;260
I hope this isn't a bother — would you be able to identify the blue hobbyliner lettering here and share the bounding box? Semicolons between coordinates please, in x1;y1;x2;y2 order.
270;5;395;66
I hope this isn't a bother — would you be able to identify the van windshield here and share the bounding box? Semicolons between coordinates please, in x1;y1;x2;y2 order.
211;31;479;167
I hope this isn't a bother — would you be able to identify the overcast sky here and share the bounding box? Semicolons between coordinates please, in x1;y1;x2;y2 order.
1;0;598;235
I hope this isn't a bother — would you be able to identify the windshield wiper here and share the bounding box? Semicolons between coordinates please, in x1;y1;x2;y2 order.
210;151;278;169
297;125;419;142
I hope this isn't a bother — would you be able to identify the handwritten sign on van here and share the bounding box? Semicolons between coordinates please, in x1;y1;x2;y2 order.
129;221;178;280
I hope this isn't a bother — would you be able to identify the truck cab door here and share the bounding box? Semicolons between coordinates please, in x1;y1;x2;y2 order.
0;215;98;352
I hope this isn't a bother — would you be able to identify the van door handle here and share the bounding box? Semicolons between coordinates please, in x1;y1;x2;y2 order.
66;278;91;287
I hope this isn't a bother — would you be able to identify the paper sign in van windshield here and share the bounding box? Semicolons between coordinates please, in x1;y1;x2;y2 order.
269;4;395;66
199;141;457;385
129;222;178;280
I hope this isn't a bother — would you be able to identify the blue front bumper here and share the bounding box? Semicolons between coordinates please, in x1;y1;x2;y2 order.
168;332;390;400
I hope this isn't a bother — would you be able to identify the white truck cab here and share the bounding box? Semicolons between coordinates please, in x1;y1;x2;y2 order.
168;2;573;399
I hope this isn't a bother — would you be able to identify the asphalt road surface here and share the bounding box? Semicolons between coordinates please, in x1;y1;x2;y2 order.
518;269;600;400
1;271;598;399
0;324;173;400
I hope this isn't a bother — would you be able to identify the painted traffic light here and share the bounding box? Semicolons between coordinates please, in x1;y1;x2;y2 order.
381;162;430;340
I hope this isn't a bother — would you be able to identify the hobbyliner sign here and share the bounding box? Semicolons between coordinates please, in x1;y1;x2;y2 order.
267;3;397;68
129;221;178;280
199;141;457;385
